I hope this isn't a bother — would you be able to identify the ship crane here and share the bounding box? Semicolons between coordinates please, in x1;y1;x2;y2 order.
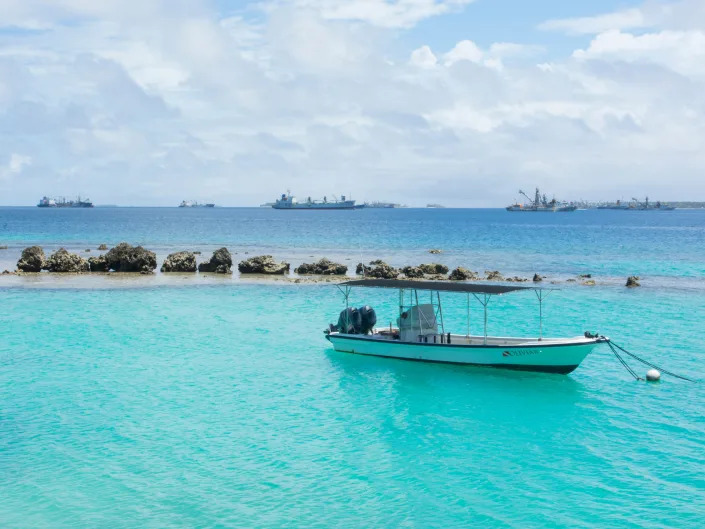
518;189;534;205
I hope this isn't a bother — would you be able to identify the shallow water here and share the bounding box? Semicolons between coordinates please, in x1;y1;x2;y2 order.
1;207;704;527
1;284;703;528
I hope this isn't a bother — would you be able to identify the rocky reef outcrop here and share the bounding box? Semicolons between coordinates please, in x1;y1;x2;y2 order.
161;251;197;272
626;276;640;287
43;248;90;273
98;244;108;250
485;270;504;281
533;273;543;282
448;267;477;281
402;266;424;278
103;243;157;273
17;246;45;272
238;254;289;275
88;255;110;272
428;249;442;254
356;260;399;279
418;263;449;275
295;258;347;275
198;248;233;273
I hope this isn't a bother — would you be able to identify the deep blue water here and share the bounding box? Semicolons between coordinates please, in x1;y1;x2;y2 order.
1;207;705;282
1;207;704;528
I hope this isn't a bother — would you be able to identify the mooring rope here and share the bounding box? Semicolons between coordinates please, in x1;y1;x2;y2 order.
605;339;696;382
606;341;642;381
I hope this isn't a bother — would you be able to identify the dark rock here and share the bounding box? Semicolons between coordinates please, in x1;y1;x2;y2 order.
84;248;91;252
193;251;202;255
449;267;477;281
485;270;504;281
419;263;449;275
104;242;157;273
356;260;398;279
506;276;528;282
566;278;577;282
98;244;108;250
17;246;45;272
532;273;543;282
402;266;424;278
238;254;289;275
579;274;592;279
162;251;197;272
295;258;347;275
44;248;90;273
2;269;13;275
88;255;109;272
199;248;233;273
626;276;640;287
428;249;442;254
0;245;8;250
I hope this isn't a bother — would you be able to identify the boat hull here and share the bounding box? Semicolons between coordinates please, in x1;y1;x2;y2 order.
327;334;599;374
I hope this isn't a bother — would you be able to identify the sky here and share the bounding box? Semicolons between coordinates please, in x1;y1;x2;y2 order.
1;0;704;207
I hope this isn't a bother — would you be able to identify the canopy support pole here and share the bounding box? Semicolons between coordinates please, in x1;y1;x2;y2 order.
471;293;491;345
437;291;445;335
534;289;552;340
466;293;470;338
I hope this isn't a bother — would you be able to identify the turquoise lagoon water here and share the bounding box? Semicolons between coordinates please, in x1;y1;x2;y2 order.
1;208;705;528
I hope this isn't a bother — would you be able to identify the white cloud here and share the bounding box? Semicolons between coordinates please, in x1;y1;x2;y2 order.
573;29;705;77
444;40;483;65
0;153;32;181
539;8;647;35
410;45;437;68
0;0;704;206
287;0;476;29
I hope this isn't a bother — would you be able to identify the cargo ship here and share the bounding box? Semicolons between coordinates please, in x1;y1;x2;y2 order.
506;188;576;212
597;197;675;210
272;192;356;210
362;202;405;208
179;200;215;208
37;196;94;208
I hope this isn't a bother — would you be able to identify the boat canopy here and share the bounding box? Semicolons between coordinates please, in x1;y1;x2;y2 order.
339;279;539;295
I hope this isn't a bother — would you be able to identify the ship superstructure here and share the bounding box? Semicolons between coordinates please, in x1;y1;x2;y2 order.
272;192;356;210
37;196;93;208
506;188;576;212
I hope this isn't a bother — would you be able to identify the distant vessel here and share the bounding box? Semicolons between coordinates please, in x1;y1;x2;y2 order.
598;197;675;211
506;188;576;212
272;192;356;210
363;202;405;208
37;196;93;208
179;201;215;208
426;204;446;208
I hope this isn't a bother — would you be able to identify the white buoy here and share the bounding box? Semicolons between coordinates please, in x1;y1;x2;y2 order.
646;369;661;382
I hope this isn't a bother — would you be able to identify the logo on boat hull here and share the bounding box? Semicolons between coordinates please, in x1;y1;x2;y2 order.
503;349;540;357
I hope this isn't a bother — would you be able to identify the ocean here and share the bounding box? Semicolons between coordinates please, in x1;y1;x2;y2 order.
1;207;703;528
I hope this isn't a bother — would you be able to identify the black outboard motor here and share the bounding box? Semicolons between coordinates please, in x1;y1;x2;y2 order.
358;305;377;334
335;307;362;334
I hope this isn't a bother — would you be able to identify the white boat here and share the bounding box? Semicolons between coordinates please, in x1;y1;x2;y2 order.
325;279;605;374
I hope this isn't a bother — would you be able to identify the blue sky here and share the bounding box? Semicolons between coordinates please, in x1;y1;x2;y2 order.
1;0;704;206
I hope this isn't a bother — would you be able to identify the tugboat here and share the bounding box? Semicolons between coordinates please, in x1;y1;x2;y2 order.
506;188;576;212
272;192;356;210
